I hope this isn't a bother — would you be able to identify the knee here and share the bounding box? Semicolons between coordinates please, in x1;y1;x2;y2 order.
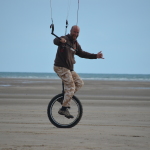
78;79;84;87
81;80;84;87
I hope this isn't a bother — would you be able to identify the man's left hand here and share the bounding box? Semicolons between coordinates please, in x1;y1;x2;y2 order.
97;51;104;59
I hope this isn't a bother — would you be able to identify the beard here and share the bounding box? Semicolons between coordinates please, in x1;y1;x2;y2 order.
72;35;78;40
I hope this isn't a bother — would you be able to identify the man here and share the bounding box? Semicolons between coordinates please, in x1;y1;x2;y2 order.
53;25;104;118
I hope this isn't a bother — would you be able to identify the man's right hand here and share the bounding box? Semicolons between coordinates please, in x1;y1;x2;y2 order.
60;38;67;43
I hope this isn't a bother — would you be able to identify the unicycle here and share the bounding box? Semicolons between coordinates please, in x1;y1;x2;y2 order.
47;83;83;128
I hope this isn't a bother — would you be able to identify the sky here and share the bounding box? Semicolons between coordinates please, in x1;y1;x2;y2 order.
0;0;150;74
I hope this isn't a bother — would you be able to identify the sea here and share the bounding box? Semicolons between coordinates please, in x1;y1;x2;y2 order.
0;72;150;81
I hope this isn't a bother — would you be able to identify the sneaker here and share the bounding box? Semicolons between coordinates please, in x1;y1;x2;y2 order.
58;108;74;119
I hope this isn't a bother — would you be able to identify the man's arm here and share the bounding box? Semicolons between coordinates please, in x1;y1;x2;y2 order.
53;37;66;46
76;43;104;59
76;44;102;59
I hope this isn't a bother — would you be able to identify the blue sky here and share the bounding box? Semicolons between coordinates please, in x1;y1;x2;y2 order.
0;0;150;74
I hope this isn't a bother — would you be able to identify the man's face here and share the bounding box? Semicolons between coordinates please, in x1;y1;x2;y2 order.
70;26;80;40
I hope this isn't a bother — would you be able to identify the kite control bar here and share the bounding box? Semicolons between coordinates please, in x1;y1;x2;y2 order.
50;24;77;52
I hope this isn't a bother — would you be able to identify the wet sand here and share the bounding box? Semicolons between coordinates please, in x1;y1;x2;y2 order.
0;78;150;150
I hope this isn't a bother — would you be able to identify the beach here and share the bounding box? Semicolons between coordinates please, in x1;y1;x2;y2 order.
0;78;150;150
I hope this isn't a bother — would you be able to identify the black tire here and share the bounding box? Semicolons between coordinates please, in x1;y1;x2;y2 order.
47;93;83;128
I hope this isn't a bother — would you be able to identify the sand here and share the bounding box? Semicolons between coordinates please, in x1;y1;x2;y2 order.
0;78;150;150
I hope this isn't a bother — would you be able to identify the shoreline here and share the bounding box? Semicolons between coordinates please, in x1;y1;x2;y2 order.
1;72;150;82
0;78;150;100
1;77;150;82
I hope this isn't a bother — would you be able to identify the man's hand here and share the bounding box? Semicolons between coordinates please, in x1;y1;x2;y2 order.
97;51;104;59
60;38;67;43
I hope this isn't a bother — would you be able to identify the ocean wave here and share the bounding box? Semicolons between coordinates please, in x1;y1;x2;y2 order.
0;72;150;81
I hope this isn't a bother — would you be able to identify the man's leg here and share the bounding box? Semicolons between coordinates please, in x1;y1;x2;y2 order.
71;71;84;93
54;66;75;108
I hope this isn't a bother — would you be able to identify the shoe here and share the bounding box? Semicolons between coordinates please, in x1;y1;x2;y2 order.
58;108;74;119
57;98;63;105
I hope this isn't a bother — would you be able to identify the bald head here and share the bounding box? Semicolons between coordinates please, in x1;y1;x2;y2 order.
71;25;80;32
70;25;80;40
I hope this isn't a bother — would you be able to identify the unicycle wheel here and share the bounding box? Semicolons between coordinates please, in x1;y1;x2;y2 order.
47;93;83;128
